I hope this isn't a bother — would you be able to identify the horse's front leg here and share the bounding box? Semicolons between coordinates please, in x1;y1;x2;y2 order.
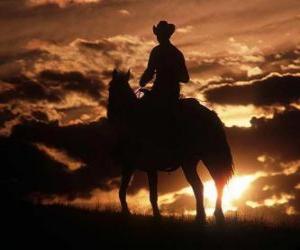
147;171;161;218
119;168;133;215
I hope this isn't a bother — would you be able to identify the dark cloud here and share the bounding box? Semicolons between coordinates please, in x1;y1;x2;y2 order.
76;39;118;52
38;70;105;101
12;118;115;169
0;136;74;196
289;192;300;214
8;118;120;195
31;110;50;122
8;117;197;197
0;108;17;128
205;74;300;106
243;173;300;203
1;118;123;200
26;0;104;9
236;172;300;216
7;106;300;195
0;49;47;67
224;108;300;178
0;69;105;105
0;75;61;103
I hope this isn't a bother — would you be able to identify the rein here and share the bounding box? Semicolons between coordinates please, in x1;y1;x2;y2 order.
134;87;149;99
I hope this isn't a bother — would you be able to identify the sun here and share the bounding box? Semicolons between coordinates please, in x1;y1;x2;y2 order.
158;173;262;216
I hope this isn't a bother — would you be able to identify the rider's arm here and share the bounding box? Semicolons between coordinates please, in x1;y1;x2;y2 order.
140;49;156;87
178;52;190;83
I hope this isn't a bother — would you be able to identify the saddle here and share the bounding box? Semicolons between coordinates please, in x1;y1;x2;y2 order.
115;88;214;171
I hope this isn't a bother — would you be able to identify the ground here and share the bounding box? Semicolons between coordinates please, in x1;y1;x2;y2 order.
2;198;300;250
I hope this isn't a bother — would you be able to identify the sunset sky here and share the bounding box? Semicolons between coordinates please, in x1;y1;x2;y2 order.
1;0;300;221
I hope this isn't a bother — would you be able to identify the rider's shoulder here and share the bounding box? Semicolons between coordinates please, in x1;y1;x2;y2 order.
171;46;185;61
169;44;184;55
151;45;160;53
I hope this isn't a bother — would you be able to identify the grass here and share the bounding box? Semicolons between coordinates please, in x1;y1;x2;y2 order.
2;198;300;250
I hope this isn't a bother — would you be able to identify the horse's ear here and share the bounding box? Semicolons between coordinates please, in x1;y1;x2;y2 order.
126;69;131;82
112;69;118;79
153;25;157;35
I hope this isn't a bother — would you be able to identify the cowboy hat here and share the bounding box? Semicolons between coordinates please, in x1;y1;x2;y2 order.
153;20;175;37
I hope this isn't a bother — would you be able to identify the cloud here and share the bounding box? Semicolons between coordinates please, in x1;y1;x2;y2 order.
0;108;17;128
177;26;193;34
0;34;155;134
11;118;115;170
211;104;280;127
9;117;188;197
240;169;300;215
225;108;300;179
38;70;105;101
0;69;106;131
185;40;300;92
1;117;121;198
27;0;101;8
0;136;75;195
240;65;263;77
21;36;153;82
227;37;264;62
0;75;61;103
36;143;85;171
118;9;130;16
205;74;300;106
160;194;195;214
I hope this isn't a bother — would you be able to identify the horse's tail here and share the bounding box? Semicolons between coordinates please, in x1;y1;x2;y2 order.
202;110;234;184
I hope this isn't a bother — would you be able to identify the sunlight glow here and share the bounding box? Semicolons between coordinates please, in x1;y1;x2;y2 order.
212;105;271;127
212;104;285;127
41;172;272;217
159;172;266;216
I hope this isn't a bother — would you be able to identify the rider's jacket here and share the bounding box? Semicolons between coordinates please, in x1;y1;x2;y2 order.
140;42;189;102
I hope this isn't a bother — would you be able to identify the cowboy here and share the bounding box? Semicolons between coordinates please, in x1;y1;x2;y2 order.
140;20;190;105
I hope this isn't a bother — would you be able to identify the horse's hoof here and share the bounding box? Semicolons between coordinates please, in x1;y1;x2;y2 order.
214;210;225;225
195;214;207;225
153;211;162;220
121;209;131;216
153;216;162;222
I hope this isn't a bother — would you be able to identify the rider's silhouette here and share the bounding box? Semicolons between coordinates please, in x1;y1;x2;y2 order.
140;21;190;104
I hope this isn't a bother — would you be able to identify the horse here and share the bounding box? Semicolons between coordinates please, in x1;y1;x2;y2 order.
107;69;234;223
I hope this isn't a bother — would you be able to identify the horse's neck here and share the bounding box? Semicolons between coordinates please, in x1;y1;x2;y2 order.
123;82;137;101
108;82;137;122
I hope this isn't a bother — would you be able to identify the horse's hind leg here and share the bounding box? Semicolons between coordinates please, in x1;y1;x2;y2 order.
214;179;226;224
147;171;161;218
119;168;133;215
182;160;206;223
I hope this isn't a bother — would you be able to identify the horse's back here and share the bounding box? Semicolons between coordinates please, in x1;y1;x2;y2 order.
179;99;234;181
178;98;219;137
179;98;215;118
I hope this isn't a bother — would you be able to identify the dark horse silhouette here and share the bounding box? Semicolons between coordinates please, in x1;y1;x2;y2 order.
107;70;234;223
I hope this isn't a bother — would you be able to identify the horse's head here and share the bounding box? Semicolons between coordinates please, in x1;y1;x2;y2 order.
107;69;137;122
110;69;130;87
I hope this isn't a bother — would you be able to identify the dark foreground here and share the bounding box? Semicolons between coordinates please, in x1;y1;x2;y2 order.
2;199;300;250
